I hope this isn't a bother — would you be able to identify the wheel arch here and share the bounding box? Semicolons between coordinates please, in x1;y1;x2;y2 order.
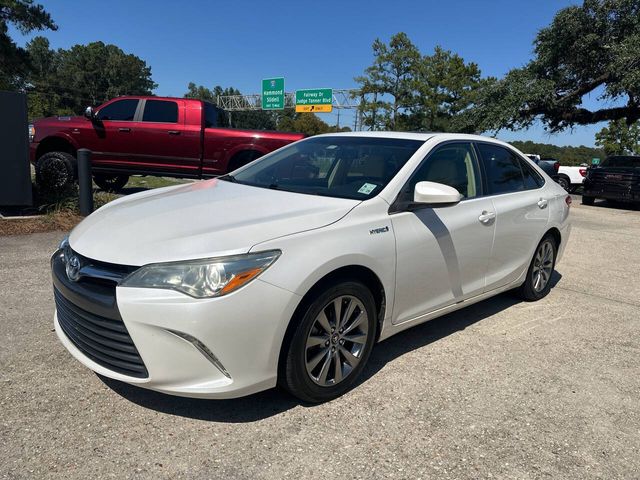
226;147;268;172
35;135;78;160
277;264;387;379
545;226;562;249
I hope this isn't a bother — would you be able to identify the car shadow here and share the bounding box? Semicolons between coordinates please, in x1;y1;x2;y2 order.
100;272;562;423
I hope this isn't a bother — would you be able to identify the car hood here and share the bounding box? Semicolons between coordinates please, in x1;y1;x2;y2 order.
70;179;360;266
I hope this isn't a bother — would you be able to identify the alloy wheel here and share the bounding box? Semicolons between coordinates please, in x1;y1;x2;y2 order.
532;240;554;292
304;295;369;387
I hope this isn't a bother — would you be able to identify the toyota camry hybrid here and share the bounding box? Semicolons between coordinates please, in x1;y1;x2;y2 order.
52;132;571;403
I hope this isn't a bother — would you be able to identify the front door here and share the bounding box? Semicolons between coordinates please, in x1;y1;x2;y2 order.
391;142;496;325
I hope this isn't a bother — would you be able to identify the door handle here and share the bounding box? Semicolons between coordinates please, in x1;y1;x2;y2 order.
168;130;181;135
118;127;131;133
478;210;496;224
537;198;548;209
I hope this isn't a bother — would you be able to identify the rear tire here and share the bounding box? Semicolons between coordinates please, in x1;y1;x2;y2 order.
93;174;129;193
556;175;570;192
280;280;377;403
518;235;557;301
228;150;262;172
35;151;75;191
582;195;595;205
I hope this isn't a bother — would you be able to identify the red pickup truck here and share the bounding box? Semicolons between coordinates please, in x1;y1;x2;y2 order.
30;96;304;191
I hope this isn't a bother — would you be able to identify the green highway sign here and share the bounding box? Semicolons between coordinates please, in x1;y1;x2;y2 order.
295;88;333;113
262;77;285;110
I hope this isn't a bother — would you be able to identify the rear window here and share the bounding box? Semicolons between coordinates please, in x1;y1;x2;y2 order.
142;100;178;123
602;156;640;168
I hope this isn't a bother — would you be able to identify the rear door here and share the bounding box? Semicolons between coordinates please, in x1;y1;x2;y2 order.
391;142;496;324
132;99;201;176
475;142;550;291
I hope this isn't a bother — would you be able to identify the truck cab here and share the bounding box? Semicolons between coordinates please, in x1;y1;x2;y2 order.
30;96;305;191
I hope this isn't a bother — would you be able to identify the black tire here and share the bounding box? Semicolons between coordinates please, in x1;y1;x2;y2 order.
582;195;595;205
35;151;75;191
556;175;570;192
228;150;262;172
280;280;377;403
93;174;129;193
518;234;557;301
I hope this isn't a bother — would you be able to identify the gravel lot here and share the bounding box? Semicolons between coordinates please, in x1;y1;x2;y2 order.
1;199;639;479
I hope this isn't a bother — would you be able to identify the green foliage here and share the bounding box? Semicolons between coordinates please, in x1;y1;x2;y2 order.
509;140;604;165
24;38;157;118
0;0;56;90
356;33;490;132
472;0;640;133
595;119;640;155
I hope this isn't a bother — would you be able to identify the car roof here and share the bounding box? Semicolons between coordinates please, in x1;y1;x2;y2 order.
312;131;514;146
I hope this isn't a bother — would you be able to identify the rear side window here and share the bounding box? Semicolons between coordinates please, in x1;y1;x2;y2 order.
142;100;178;123
204;103;219;128
96;99;138;121
520;158;545;189
477;143;525;195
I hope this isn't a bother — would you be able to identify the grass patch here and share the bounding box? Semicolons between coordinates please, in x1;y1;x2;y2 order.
0;175;189;236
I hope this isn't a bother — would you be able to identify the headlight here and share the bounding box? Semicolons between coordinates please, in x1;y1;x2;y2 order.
28;124;35;142
120;250;281;298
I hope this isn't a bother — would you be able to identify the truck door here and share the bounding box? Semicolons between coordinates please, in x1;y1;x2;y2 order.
132;99;201;177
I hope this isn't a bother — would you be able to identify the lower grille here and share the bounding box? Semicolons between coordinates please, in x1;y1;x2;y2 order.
55;288;148;378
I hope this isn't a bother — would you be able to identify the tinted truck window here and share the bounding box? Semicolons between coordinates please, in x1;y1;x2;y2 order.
97;99;139;121
477;143;525;194
142;100;178;123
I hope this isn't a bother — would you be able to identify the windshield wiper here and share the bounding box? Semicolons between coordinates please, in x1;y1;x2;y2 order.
268;183;279;190
218;174;236;182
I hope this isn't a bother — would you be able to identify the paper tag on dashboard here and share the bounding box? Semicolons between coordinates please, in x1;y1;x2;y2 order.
357;183;377;195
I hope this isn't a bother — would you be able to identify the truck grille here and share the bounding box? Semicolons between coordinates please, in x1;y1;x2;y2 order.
589;170;638;186
55;287;148;378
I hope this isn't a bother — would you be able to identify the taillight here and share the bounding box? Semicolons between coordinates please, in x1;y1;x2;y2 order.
554;162;560;172
579;168;586;177
565;195;572;207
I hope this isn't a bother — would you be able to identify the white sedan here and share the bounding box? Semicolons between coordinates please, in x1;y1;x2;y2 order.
52;133;571;403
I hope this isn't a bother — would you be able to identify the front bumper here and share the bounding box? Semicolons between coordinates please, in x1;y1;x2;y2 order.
53;251;302;399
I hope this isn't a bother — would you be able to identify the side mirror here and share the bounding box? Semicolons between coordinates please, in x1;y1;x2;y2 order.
414;181;463;205
84;106;96;120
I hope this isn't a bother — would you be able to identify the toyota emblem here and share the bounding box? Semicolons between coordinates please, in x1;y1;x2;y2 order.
66;254;81;282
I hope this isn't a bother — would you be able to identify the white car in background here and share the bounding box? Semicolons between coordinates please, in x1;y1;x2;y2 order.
558;165;588;192
52;133;571;403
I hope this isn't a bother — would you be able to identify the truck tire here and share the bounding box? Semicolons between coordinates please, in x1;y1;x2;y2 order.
93;174;129;193
35;151;76;191
582;195;595;206
556;175;570;192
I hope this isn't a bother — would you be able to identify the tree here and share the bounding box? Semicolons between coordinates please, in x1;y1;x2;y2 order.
472;0;640;133
0;0;56;90
24;38;157;117
409;46;489;133
356;34;490;132
595;119;640;155
509;140;604;165
355;33;421;130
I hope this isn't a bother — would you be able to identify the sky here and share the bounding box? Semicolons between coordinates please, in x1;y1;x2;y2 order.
10;0;607;147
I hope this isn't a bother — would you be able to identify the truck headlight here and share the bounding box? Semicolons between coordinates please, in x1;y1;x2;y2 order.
28;124;35;142
120;250;281;298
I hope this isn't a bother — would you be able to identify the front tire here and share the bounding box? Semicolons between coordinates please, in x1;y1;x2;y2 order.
518;235;557;301
582;195;595;205
35;151;75;191
280;281;377;403
93;174;129;193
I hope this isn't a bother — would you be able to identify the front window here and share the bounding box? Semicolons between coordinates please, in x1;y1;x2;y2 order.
96;99;139;121
224;136;425;200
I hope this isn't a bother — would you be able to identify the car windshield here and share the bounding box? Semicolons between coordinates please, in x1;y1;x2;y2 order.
602;156;640;168
223;136;425;200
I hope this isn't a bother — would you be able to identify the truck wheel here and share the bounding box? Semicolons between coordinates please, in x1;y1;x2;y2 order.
35;151;76;191
582;195;595;206
556;175;570;192
93;174;129;193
